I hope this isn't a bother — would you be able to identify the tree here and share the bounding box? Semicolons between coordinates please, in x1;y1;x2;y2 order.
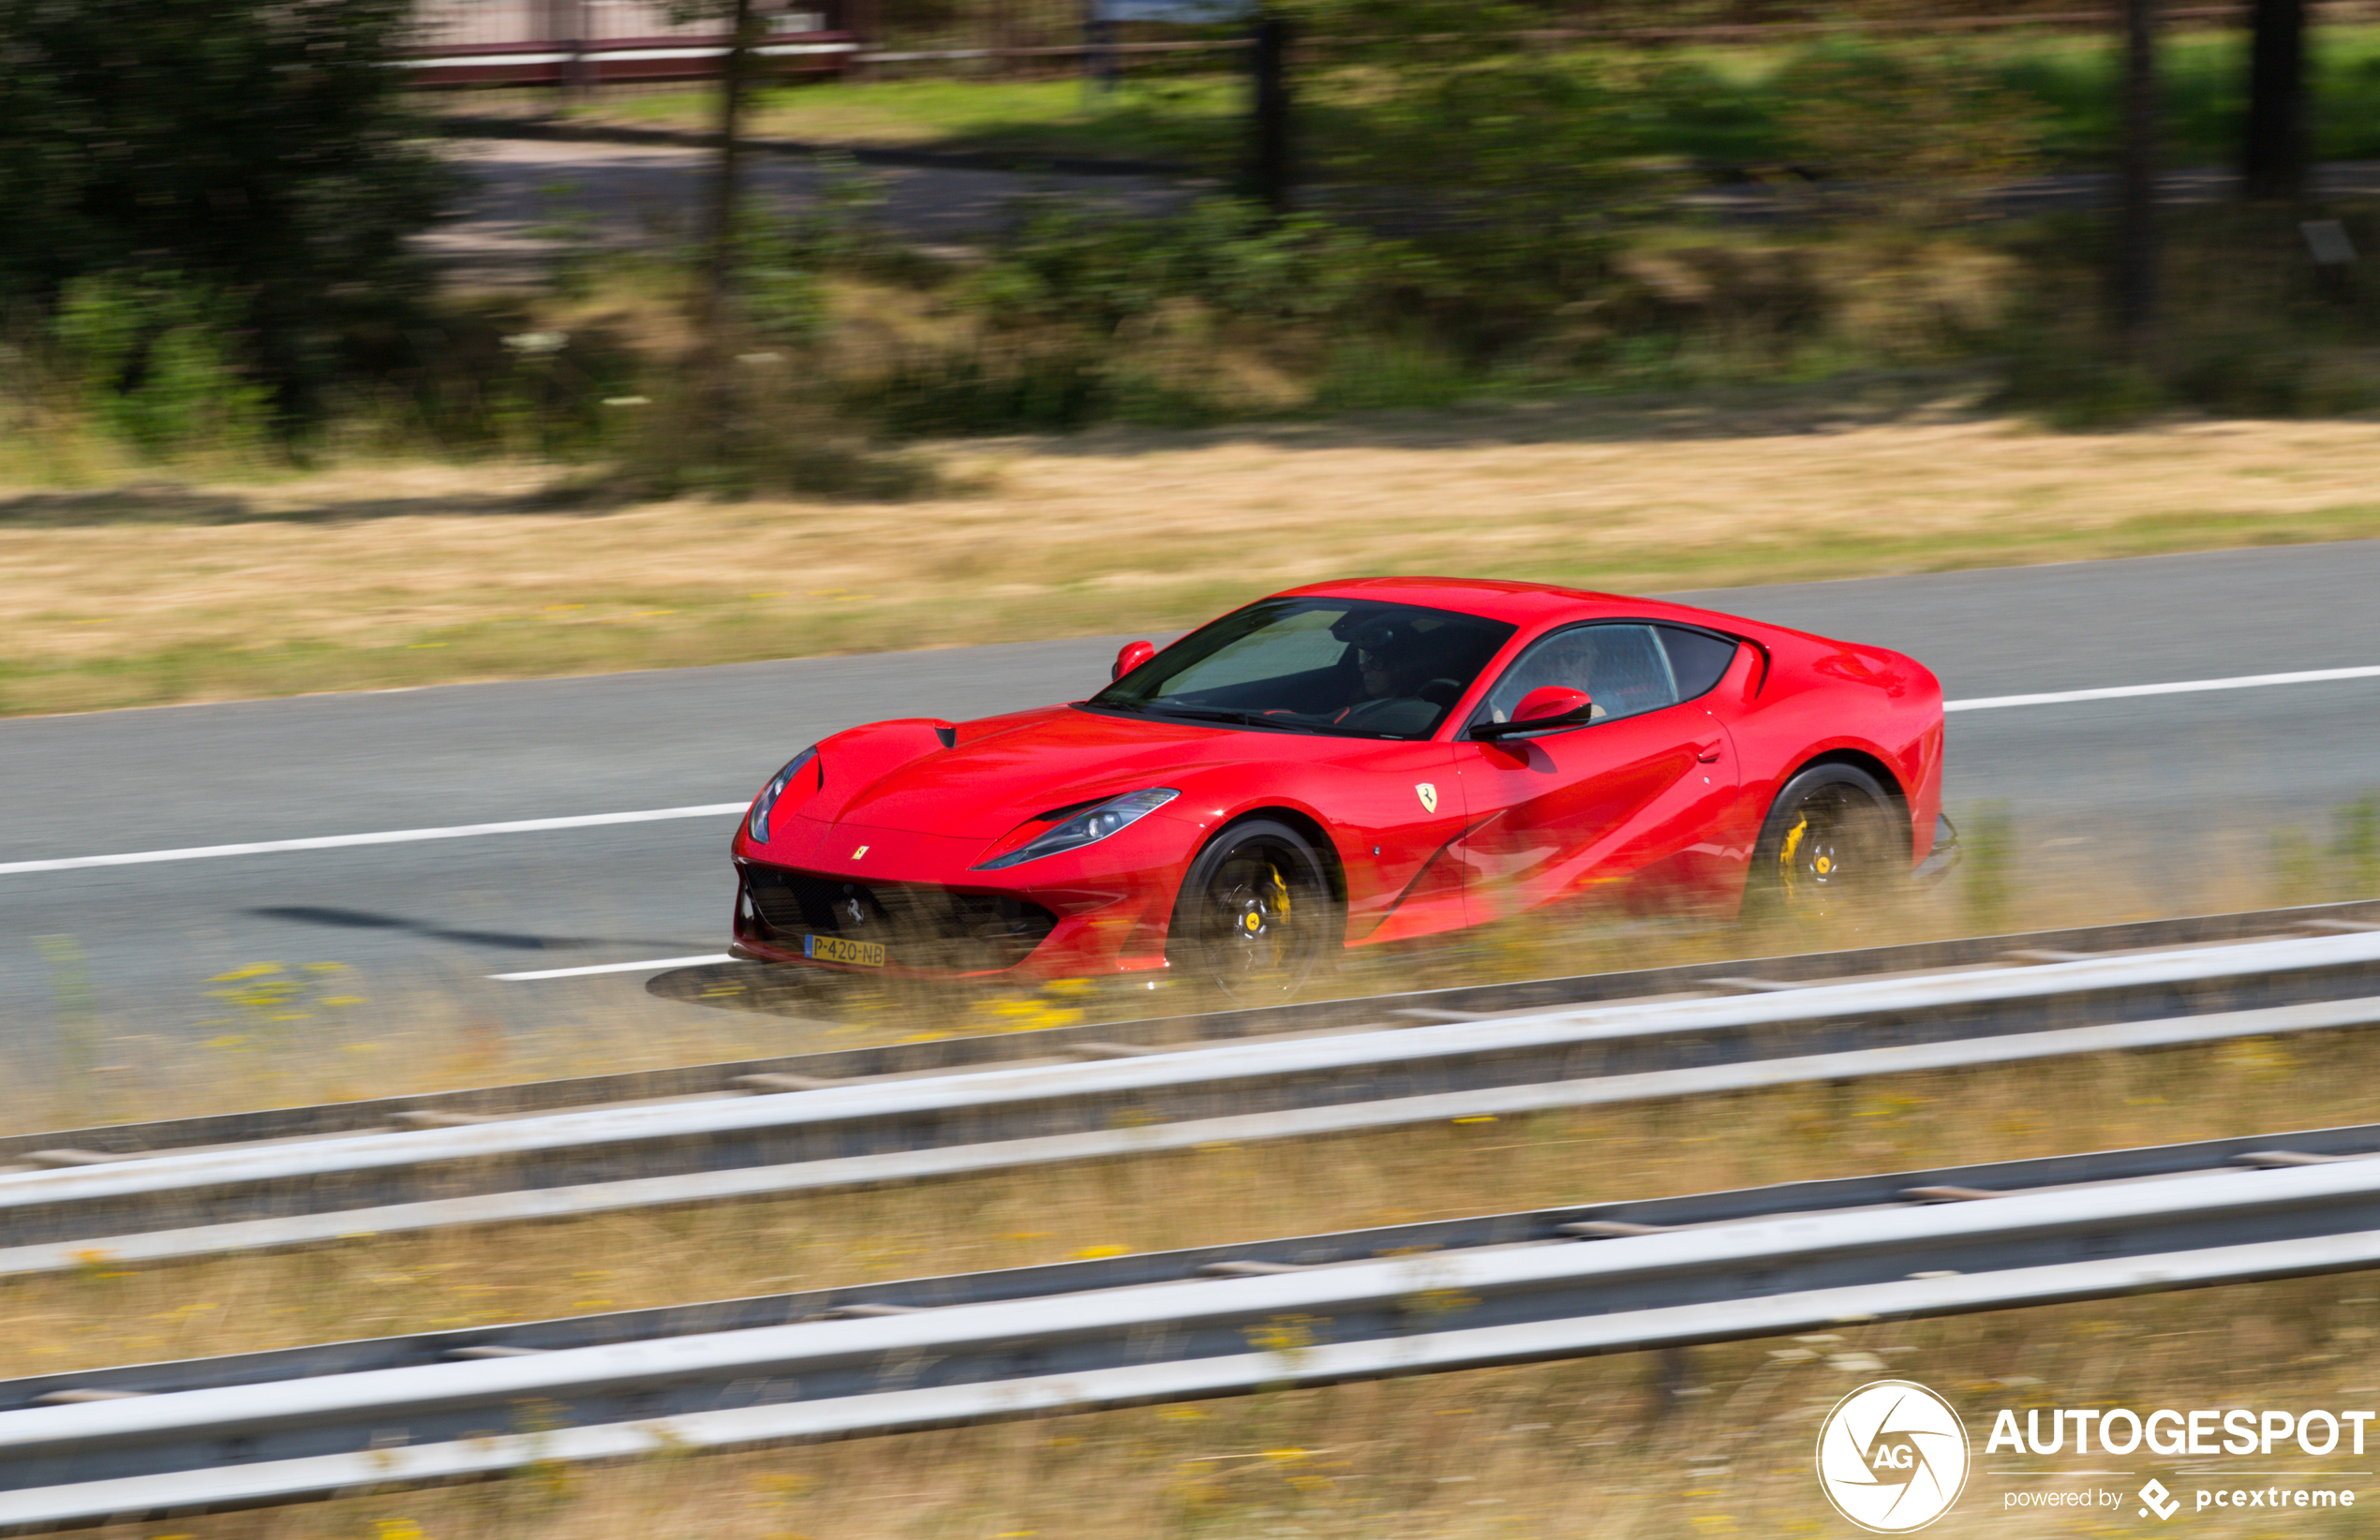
2114;0;2160;358
0;0;456;413
695;0;765;340
2241;0;2308;202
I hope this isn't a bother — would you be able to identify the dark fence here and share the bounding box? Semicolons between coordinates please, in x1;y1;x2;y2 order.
407;1;861;88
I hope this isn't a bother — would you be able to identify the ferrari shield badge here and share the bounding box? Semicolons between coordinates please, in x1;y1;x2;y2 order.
1415;782;1438;814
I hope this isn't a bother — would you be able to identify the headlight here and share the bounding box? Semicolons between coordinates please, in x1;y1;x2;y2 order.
745;748;818;843
973;787;1179;870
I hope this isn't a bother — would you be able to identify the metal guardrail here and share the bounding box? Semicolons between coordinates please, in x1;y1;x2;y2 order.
8;1119;2380;1530
13;896;2377;1164
4;923;2380;1280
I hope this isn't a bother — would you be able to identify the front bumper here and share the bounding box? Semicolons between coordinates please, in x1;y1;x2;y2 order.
735;860;1062;974
731;816;1192;978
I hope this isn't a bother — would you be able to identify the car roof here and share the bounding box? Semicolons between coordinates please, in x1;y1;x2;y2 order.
1274;575;1750;635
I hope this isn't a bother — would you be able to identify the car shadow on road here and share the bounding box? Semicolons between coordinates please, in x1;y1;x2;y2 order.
646;959;1011;1024
646;959;881;1017
248;904;691;956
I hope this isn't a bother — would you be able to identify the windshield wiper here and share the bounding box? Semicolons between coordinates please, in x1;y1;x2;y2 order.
1088;701;1424;740
1149;705;1420;739
1294;719;1405;738
1144;704;1268;727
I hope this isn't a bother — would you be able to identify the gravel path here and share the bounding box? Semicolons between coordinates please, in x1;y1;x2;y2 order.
425;131;2380;287
423;137;1197;286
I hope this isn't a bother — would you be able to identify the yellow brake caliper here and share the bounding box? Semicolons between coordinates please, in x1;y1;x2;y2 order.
1264;863;1291;926
1778;814;1809;886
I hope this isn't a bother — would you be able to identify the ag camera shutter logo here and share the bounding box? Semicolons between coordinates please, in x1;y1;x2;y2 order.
1815;1380;1971;1533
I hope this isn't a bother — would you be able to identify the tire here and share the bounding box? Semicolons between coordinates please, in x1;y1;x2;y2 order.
1744;763;1906;924
1168;819;1341;1002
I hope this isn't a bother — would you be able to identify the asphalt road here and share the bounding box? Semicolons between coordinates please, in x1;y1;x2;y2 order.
7;540;2380;1059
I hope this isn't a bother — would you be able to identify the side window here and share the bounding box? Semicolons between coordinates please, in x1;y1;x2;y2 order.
1655;625;1741;703
1476;623;1681;727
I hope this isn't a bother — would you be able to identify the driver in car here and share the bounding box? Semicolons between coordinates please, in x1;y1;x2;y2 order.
1334;619;1436;729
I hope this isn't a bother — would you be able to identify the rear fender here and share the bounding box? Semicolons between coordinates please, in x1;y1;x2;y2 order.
1722;632;1944;866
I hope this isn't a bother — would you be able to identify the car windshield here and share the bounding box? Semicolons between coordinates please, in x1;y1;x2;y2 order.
1085;597;1517;740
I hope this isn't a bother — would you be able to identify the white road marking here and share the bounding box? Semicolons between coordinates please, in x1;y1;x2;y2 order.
491;954;734;982
10;661;2380;884
0;804;747;877
1945;663;2380;712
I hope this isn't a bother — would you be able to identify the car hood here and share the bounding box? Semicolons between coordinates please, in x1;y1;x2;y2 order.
817;705;1242;839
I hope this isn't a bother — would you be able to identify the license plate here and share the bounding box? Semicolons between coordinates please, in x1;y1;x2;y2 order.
803;934;885;968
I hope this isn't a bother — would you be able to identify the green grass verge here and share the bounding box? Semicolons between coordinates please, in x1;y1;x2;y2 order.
581;74;1243;164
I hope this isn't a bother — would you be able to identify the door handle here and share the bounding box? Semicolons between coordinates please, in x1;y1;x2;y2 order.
1694;739;1724;763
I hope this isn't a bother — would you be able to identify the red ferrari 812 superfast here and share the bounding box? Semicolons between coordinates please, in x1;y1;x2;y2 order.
728;578;1956;999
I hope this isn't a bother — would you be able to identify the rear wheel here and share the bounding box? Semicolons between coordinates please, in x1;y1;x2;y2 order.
1169;820;1340;1002
1745;763;1905;924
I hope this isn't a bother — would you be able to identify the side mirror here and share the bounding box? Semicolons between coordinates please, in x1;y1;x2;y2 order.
1473;685;1593;740
1112;640;1156;681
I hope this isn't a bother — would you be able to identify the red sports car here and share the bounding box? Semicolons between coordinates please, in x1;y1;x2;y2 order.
728;578;1954;999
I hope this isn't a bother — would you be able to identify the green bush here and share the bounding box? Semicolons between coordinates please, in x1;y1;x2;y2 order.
51;274;273;460
840;196;1452;437
965;196;1439;335
591;355;940;502
1991;207;2380;424
856;346;1117;437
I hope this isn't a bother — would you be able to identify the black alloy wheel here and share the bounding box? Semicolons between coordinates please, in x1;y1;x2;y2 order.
1746;763;1906;924
1170;819;1340;1002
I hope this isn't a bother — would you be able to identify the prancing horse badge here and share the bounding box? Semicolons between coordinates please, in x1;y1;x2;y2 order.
1415;782;1438;814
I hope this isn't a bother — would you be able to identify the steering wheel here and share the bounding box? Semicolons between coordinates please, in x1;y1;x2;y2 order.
1337;695;1420;729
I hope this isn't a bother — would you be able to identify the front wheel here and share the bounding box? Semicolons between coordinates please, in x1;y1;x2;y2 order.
1744;763;1905;925
1168;820;1340;1003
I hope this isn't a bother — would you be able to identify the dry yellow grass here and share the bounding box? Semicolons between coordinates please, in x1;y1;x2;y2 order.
6;394;2380;716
